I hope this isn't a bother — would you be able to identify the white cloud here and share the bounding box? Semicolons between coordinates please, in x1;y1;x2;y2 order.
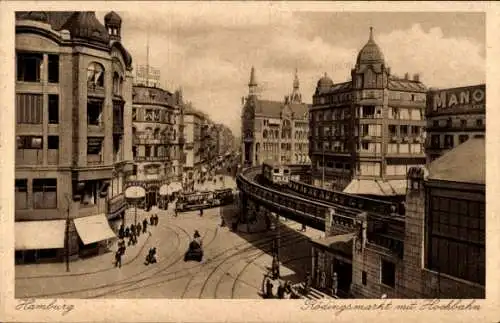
378;23;485;88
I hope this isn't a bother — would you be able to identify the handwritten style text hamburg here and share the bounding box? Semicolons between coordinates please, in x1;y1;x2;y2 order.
301;299;480;316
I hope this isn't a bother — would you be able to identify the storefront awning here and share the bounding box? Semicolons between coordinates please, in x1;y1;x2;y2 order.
159;184;170;196
15;220;66;250
343;179;407;196
124;186;146;199
74;214;116;245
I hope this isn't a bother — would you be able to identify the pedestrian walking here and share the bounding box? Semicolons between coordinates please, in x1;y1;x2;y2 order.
130;224;136;236
136;223;142;237
265;278;274;299
114;250;122;268
277;281;285;299
150;215;154;226
142;219;148;233
331;272;338;297
301;223;307;232
200;208;204;217
125;227;130;238
154;214;159;225
304;271;311;295
220;215;226;227
118;224;124;239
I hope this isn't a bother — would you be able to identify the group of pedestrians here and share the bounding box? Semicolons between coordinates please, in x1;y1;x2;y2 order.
264;277;294;299
114;213;160;268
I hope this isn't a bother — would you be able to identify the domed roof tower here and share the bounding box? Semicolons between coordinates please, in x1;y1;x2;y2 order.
104;11;122;41
316;72;333;92
356;27;385;66
61;11;109;46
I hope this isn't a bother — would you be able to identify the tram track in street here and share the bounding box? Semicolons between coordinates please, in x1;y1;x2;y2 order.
200;231;309;299
99;226;308;298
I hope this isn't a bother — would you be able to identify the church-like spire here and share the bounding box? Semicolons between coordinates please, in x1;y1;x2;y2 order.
293;67;299;90
369;26;374;41
248;66;258;96
289;68;302;104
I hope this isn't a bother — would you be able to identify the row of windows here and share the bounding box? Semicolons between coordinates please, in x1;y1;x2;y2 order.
431;117;484;129
15;178;57;209
17;53;124;96
312;106;423;122
17;53;59;83
429;134;483;149
311;141;423;154
132;108;176;124
17;135;59;150
262;129;309;140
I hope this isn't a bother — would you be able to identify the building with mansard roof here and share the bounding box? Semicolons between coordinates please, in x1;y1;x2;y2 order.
241;67;310;167
15;11;134;263
309;27;427;198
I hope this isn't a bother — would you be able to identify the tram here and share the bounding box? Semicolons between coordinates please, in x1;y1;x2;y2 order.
175;191;214;212
262;160;291;186
213;188;235;206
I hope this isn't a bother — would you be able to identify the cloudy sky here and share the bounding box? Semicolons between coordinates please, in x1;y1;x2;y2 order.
97;8;485;136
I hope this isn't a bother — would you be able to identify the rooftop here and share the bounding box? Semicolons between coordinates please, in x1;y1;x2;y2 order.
427;137;485;185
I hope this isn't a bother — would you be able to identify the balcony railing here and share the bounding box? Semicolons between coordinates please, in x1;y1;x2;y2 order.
134;155;169;162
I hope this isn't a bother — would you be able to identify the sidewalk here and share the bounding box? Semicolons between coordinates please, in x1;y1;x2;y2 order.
15;209;155;278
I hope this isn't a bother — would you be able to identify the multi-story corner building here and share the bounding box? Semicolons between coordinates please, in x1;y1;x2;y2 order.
15;11;134;263
425;84;485;163
129;84;179;208
241;67;310;167
309;28;427;197
182;104;204;182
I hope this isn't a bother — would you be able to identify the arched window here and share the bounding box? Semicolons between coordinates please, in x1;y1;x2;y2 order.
154;128;160;139
145;127;152;137
263;130;268;139
87;62;105;87
113;72;122;95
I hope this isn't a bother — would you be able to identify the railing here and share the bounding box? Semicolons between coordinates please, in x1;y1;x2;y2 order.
134;156;169;162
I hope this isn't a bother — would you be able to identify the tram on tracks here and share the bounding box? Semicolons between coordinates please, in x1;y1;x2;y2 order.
175;188;236;212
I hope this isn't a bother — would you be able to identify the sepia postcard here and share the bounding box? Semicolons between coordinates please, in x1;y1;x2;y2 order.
0;1;499;322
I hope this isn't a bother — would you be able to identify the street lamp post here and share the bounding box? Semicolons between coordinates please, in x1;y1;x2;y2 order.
64;194;71;272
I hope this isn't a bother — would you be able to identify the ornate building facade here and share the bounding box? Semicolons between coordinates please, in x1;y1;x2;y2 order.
128;84;181;209
425;84;485;163
241;67;310;167
309;28;427;197
182;105;204;183
15;11;134;262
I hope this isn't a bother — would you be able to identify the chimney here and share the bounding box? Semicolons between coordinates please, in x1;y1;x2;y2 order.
413;74;420;82
404;73;409;80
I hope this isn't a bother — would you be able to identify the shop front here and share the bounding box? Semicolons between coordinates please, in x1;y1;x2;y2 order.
15;220;66;264
310;233;355;297
73;214;117;258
